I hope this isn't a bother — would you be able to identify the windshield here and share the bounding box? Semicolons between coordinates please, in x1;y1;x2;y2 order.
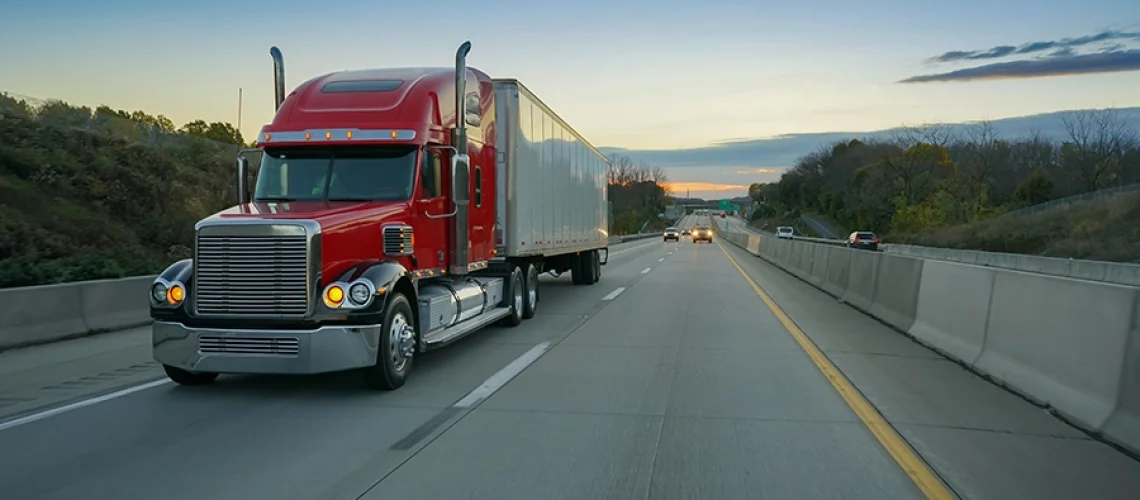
253;146;417;202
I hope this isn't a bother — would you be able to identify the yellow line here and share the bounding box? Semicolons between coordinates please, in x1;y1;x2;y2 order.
715;241;956;500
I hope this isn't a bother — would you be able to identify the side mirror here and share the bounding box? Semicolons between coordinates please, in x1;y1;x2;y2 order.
236;157;251;205
451;154;470;205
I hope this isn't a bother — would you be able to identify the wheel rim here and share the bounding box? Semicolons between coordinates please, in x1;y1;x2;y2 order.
514;276;524;314
389;312;413;372
526;267;538;307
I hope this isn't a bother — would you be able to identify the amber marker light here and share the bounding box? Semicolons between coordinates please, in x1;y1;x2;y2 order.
324;285;345;307
167;284;185;305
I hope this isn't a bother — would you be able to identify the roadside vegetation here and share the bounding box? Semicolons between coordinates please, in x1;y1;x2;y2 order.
747;109;1140;262
0;92;670;289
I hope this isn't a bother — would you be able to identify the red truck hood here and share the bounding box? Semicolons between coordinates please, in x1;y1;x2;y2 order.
204;201;409;231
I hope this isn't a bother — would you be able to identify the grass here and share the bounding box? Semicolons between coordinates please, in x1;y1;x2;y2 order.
0;113;238;288
891;191;1140;263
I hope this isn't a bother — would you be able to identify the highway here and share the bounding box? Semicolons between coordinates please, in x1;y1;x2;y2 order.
1;215;1139;499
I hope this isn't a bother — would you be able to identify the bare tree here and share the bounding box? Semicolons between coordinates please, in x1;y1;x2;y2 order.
1060;108;1138;191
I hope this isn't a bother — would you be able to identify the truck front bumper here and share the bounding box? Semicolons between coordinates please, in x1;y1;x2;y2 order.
153;321;381;375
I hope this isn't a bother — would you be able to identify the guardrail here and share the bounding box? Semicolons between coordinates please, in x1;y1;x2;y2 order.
714;219;1140;458
0;233;660;351
725;216;1140;287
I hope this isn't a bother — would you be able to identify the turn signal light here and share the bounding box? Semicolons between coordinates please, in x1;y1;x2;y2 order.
167;284;184;305
324;285;345;307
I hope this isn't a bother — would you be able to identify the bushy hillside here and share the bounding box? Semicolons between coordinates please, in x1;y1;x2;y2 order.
747;109;1140;262
0;94;243;288
0;92;673;289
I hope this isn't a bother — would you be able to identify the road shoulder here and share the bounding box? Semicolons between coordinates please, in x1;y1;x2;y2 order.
719;239;1140;500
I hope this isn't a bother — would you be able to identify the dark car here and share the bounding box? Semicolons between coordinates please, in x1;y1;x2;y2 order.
845;231;879;251
691;225;713;243
682;229;691;236
664;227;680;242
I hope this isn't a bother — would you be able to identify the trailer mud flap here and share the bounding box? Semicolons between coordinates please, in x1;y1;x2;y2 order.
599;248;609;266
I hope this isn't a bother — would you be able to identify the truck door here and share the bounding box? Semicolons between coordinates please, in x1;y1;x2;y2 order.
413;147;449;272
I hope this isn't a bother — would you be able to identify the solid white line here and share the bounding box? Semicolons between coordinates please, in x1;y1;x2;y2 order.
454;341;551;408
0;378;171;432
641;267;652;274
601;287;626;301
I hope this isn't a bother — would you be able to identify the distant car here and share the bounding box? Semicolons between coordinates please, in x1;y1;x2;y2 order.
682;229;691;236
664;227;680;242
691;225;713;243
776;226;794;239
845;231;879;251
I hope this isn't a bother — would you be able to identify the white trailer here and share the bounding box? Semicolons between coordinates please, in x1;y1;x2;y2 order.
493;79;610;261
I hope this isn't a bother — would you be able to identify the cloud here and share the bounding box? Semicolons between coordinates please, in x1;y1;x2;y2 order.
735;168;783;175
600;107;1140;176
899;49;1140;83
926;30;1140;63
665;181;750;193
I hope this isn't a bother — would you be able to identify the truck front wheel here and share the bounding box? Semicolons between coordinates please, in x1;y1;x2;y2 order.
364;293;415;391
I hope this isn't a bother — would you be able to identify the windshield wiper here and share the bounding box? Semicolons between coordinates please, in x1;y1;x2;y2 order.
256;197;299;202
327;196;377;201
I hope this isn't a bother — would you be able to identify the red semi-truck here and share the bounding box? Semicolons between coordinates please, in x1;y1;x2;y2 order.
149;42;610;390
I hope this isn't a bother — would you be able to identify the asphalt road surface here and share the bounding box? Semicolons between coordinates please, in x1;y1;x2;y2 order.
2;219;1138;500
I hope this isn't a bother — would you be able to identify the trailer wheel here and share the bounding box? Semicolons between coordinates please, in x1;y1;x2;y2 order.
364;293;414;391
571;253;586;286
163;365;218;386
522;263;539;319
586;250;601;285
498;266;525;327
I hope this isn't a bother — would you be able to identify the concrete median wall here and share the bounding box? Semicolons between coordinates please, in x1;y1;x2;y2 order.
0;233;659;351
0;276;157;351
715;218;1140;456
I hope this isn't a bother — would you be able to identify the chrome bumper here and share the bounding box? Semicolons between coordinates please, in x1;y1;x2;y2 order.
153;321;381;375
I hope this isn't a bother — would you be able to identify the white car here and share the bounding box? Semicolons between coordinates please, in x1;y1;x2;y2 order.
776;226;794;239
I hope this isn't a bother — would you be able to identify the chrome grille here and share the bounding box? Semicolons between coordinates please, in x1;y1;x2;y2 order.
383;225;414;256
195;232;310;316
198;335;300;355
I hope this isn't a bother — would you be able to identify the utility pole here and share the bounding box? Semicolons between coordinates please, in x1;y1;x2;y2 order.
237;87;244;131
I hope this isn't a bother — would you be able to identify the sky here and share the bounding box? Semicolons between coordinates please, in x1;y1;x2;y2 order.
1;0;1138;199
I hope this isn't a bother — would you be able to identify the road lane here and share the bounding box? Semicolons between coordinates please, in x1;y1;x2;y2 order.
0;236;668;426
358;231;925;499
0;238;676;500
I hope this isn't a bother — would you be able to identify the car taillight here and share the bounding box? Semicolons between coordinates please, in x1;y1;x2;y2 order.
872;238;879;243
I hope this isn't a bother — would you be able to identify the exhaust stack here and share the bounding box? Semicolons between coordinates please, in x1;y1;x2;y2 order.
270;47;285;111
450;41;473;275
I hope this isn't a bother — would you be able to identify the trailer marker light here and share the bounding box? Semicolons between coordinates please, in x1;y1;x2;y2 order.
167;284;184;305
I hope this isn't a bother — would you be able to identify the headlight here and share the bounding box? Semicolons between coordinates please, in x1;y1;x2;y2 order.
349;283;371;304
151;283;168;303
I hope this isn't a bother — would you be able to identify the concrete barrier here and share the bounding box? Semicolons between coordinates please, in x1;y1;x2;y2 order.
975;271;1134;431
0;234;661;351
0;276;157;351
716;221;1140;456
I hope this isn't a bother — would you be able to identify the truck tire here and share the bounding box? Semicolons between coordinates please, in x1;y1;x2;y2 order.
571;253;586;286
522;262;539;319
498;266;525;327
587;250;601;285
163;365;218;386
364;293;415;391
